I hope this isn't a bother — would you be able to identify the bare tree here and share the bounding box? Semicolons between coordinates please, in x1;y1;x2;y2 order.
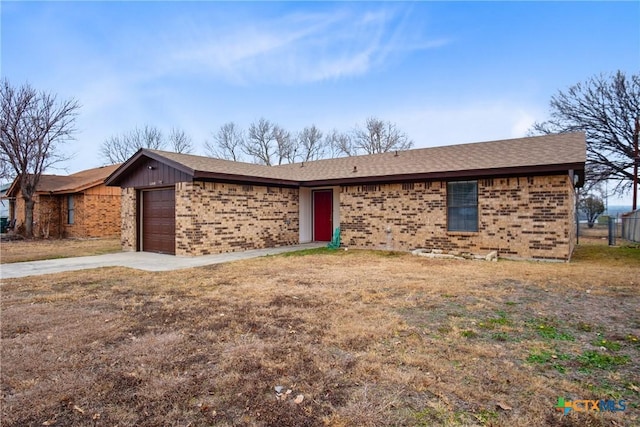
530;71;640;195
273;125;294;165
297;125;326;162
100;125;166;163
333;117;413;156
0;79;80;237
168;127;194;154
0;158;11;183
347;117;413;156
205;122;245;161
244;118;277;165
101;135;129;164
326;128;353;157
132;125;163;149
322;129;350;157
210;121;331;164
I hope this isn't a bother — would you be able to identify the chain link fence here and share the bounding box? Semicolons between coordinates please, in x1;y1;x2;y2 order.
576;210;639;245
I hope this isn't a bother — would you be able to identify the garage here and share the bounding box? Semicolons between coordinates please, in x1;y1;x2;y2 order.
141;188;175;254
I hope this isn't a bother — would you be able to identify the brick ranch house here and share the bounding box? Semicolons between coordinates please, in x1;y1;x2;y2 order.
5;164;121;238
106;132;585;261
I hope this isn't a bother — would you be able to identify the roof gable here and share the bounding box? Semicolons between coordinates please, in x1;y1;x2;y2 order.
5;164;121;197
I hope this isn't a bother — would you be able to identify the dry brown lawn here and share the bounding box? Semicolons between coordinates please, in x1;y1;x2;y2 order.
0;238;121;264
1;239;638;426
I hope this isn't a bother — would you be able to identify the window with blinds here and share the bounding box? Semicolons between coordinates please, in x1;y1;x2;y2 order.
447;181;478;232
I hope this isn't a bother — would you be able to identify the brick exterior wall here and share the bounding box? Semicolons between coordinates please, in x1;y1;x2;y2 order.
12;190;121;238
63;193;121;238
339;175;577;261
175;181;299;256
11;188;121;239
121;187;137;251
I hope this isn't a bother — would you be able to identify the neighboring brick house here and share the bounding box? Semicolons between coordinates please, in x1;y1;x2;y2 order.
5;164;121;238
106;133;585;261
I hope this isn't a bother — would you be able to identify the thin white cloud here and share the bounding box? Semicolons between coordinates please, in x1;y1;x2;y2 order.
162;6;449;85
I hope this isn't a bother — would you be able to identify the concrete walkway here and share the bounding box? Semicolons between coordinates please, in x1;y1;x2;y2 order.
0;243;326;280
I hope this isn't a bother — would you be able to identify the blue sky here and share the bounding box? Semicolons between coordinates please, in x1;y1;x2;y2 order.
2;1;639;204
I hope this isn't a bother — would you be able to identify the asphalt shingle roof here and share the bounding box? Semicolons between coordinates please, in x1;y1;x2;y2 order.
6;164;121;197
277;132;586;181
136;132;585;185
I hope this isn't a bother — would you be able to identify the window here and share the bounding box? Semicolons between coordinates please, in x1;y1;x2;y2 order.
67;195;75;225
447;181;478;232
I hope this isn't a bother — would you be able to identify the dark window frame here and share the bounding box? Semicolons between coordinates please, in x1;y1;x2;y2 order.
447;180;478;232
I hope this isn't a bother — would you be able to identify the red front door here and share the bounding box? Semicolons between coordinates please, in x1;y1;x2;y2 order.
313;190;333;241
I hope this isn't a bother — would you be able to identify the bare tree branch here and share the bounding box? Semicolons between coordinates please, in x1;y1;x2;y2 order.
342;117;413;156
168;127;194;154
244;118;277;165
100;125;167;163
273;125;293;165
297;125;326;162
205;122;245;161
208;118;411;163
0;79;79;237
0;159;11;182
325;129;353;157
530;71;640;195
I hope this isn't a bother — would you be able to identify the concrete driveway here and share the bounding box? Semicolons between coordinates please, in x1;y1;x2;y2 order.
0;243;325;280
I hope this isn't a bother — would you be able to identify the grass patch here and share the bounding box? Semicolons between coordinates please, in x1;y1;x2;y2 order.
491;331;513;342
592;338;622;351
526;350;552;364
478;311;512;329
526;349;571;374
585;381;626;400
413;407;479;426
461;329;478;338
278;246;336;257
527;318;574;341
279;247;406;258
474;408;499;425
573;240;640;265
0;238;121;263
576;322;595;332
578;350;630;371
437;325;453;334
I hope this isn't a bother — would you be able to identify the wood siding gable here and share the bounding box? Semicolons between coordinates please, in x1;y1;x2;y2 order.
115;157;193;189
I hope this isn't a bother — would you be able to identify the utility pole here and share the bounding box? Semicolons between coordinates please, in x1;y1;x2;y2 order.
634;116;639;211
